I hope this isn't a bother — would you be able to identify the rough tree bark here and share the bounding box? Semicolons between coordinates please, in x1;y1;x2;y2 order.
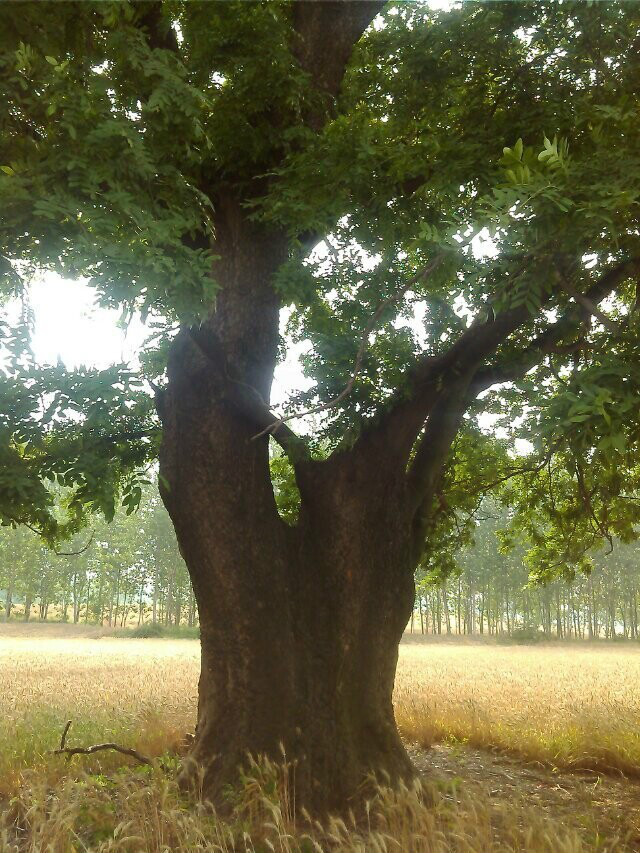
157;179;417;810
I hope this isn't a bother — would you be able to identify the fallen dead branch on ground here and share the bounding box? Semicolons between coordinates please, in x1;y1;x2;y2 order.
52;719;154;766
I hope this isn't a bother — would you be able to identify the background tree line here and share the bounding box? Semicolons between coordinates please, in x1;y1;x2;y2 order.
0;478;194;627
414;502;640;640
2;474;639;639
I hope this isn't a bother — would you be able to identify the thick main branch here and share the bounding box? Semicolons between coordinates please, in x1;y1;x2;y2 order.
471;258;639;395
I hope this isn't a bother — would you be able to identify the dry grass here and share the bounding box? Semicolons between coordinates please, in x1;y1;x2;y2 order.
0;637;200;797
1;756;621;853
1;633;639;851
395;641;640;777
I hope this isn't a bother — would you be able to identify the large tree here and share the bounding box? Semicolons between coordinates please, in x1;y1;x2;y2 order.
1;1;639;811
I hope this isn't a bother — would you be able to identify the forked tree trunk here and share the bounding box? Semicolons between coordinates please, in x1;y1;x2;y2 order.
158;198;417;812
161;428;416;811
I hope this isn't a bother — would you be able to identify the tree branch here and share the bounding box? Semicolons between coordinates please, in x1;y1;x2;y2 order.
555;270;620;334
292;1;385;101
470;257;639;395
455;443;558;497
131;1;179;53
575;458;613;553
381;257;638;533
184;328;310;462
406;375;474;520
2;514;95;557
53;532;94;558
52;720;153;766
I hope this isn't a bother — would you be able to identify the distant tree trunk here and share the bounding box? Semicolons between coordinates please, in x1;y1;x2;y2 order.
469;583;475;634
95;574;105;625
441;583;451;635
174;587;182;626
72;572;80;624
620;604;627;638
609;601;617;638
84;579;91;623
4;586;13;621
137;581;145;625
188;587;197;627
165;567;176;626
590;579;597;637
111;569;121;627
152;571;158;624
120;588;129;627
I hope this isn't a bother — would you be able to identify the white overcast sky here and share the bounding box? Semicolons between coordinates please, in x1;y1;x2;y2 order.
24;271;314;411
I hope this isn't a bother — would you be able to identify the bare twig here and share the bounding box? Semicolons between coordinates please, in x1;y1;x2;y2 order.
575;459;614;554
252;254;444;439
488;49;556;118
60;720;72;750
52;720;153;766
455;442;558;496
53;532;95;558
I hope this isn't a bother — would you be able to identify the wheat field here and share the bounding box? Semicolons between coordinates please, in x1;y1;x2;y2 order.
1;634;640;852
395;640;640;776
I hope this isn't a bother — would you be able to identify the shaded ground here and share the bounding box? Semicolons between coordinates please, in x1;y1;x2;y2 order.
411;742;640;849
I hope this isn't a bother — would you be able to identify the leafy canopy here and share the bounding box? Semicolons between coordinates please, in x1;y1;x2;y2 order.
1;1;639;577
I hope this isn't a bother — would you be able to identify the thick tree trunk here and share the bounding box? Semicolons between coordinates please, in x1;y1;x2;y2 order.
162;438;415;812
158;196;416;812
